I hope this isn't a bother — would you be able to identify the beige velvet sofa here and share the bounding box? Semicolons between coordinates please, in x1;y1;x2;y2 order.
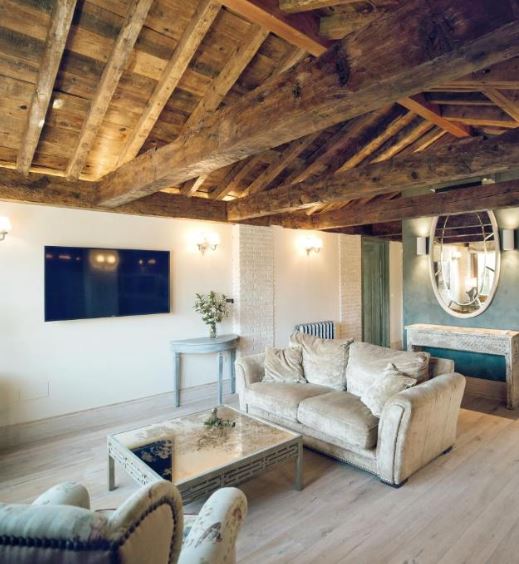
236;348;465;487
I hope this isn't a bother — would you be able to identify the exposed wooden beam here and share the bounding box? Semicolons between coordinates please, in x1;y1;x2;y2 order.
398;95;471;138
98;0;519;208
116;0;220;167
280;179;519;230
211;154;273;200
244;132;319;195
441;105;518;129
0;170;227;222
16;0;77;174
227;129;519;220
433;57;519;91
410;129;448;153
370;118;434;163
221;0;330;57
483;88;519;124
66;0;153;179
319;12;379;40
180;25;269;197
280;0;359;13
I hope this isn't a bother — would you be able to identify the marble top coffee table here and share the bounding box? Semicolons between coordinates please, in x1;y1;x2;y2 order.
107;406;303;504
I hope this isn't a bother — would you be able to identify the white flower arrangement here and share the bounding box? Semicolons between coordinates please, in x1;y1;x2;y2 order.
194;291;229;338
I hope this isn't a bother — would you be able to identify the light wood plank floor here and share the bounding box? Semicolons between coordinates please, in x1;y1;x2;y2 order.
1;396;519;563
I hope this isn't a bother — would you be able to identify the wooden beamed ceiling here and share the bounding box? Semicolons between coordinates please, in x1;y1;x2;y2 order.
1;0;519;239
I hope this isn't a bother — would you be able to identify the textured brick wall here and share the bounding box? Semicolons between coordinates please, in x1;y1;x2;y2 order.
232;225;274;355
338;234;363;340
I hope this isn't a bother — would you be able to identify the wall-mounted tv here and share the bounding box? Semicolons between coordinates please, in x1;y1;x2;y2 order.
44;246;170;321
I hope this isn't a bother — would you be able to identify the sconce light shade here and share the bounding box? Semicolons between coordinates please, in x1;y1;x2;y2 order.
416;236;428;256
503;229;515;251
0;216;11;241
196;232;219;255
303;235;323;256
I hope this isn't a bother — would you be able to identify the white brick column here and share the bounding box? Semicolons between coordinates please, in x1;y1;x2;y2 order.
232;224;274;355
338;234;363;340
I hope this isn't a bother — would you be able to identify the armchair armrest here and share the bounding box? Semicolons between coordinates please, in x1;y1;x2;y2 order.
377;372;465;486
235;353;265;410
179;487;247;564
32;481;90;509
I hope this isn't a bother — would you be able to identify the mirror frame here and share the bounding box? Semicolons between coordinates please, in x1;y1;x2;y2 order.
428;210;501;319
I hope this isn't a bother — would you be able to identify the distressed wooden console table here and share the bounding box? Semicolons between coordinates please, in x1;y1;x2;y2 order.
407;324;519;409
170;334;239;407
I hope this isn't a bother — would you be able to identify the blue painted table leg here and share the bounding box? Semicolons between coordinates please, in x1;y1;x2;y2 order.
218;352;224;405
230;349;236;394
174;353;181;407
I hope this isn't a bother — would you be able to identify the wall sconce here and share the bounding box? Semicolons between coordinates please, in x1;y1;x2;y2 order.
196;232;219;255
416;236;428;256
0;216;12;241
303;235;323;256
503;229;516;251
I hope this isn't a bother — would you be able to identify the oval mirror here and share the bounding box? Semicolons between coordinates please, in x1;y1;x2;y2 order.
429;210;500;318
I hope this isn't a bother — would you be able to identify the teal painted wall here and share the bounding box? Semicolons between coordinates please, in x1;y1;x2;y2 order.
403;208;519;381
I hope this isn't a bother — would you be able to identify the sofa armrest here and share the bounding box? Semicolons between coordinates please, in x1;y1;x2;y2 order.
377;372;465;486
179;487;247;564
235;353;265;410
32;482;90;509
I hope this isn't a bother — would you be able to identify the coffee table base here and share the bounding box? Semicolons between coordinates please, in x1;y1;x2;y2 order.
108;436;303;504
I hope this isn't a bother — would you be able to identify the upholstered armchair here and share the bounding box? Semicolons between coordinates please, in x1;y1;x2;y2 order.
0;480;247;563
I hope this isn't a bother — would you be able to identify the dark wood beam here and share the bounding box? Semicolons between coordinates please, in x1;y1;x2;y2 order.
227;129;519;220
97;0;519;208
0;170;226;222
278;179;519;231
279;0;359;13
17;0;77;174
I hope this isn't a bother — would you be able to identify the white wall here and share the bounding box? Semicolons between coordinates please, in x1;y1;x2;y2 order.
273;227;340;346
0;202;234;426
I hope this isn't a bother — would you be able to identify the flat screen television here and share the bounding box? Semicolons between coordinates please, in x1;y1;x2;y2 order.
44;246;170;321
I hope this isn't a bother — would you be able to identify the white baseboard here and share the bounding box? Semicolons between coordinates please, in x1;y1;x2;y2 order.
0;380;235;451
464;376;507;403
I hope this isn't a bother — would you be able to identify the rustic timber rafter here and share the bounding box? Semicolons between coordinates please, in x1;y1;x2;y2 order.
65;0;153;179
279;179;519;231
227;129;519;220
16;0;77;175
279;0;359;13
0;170;226;222
98;0;519;208
116;0;220;167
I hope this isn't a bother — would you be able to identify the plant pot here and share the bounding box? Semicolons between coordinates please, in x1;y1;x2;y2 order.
209;323;217;339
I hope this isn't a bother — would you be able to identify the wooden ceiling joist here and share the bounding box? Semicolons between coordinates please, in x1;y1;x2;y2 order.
116;0;221;167
227;129;519;220
279;0;359;13
16;0;77;175
0;170;227;222
483;88;519;124
369;118;434;163
221;0;330;57
97;0;519;208
280;179;519;231
65;0;154;180
319;12;379;41
398;95;472;138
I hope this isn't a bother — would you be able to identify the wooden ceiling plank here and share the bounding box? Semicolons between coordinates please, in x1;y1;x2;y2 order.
281;179;519;230
411;129;448;153
116;0;221;167
16;0;77;174
0;169;227;222
280;0;359;13
398;95;472;138
319;12;379;40
227;129;519;220
441;104;518;128
180;175;209;197
220;0;330;57
369;119;434;163
97;0;519;207
483;88;519;124
65;0;153;180
210;155;266;200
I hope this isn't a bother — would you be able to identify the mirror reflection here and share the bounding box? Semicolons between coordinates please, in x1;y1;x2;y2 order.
430;210;500;317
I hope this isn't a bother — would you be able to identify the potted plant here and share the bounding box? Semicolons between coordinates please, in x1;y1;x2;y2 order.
194;291;229;338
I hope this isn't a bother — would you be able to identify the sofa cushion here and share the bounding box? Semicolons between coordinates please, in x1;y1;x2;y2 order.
289;332;353;391
360;363;417;417
346;342;430;397
298;391;379;450
245;382;330;422
263;346;306;384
